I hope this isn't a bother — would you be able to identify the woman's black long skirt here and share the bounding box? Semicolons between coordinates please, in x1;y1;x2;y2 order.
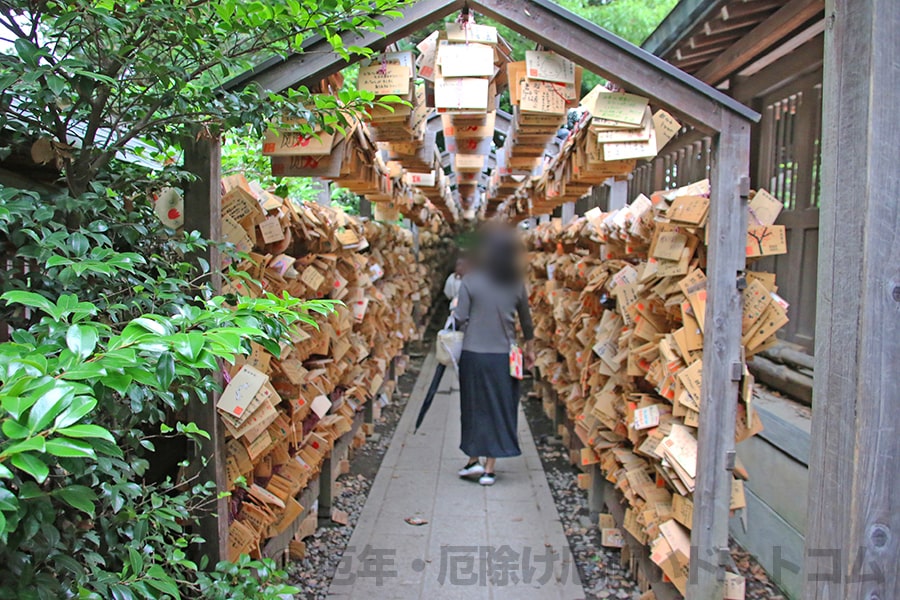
458;350;521;458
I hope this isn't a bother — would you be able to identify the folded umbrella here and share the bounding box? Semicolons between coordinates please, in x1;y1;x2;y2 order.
416;315;459;433
414;362;446;433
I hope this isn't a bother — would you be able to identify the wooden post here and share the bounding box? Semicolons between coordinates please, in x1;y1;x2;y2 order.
587;464;608;520
805;1;900;598
182;134;229;565
561;202;575;224
363;395;375;427
410;222;420;262
607;179;628;211
652;157;666;193
315;178;332;206
318;454;334;518
688;115;750;598
359;197;372;218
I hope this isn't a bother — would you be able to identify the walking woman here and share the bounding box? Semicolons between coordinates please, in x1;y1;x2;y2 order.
453;226;535;486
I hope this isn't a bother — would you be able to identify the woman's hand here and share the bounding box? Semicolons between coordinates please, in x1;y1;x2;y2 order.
524;341;536;371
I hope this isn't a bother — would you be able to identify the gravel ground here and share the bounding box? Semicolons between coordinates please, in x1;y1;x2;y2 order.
286;352;425;599
521;379;788;600
521;382;640;600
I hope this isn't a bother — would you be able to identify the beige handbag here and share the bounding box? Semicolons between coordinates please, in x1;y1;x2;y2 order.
436;317;464;369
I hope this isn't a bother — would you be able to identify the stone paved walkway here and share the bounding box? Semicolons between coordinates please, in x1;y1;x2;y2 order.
328;353;585;600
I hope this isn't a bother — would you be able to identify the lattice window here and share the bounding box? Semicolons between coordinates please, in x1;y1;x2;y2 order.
810;83;824;208
764;92;801;210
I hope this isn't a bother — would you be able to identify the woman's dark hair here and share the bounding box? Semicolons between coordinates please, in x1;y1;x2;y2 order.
477;224;522;285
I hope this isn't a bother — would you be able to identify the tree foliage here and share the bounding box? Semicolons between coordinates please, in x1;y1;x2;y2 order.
555;0;678;46
0;0;408;197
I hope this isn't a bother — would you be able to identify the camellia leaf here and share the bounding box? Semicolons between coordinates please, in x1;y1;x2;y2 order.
53;397;98;429
17;481;42;499
3;378;55;420
45;438;96;459
52;485;96;515
59;362;107;381
9;453;49;483
99;373;132;395
145;565;180;599
67;232;90;257
1;419;30;440
27;383;75;434
155;352;175;390
46;74;66;97
130;317;168;336
172;332;205;362
0;488;17;512
13;38;40;68
1;291;55;315
0;436;46;458
127;547;143;577
56;424;115;443
66;324;99;359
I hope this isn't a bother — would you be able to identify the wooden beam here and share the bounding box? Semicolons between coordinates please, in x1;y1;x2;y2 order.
642;0;726;58
182;134;228;565
696;0;825;85
689;30;744;51
805;0;900;598
225;0;464;92
704;13;770;36
671;54;721;73
731;33;824;102
737;20;826;78
689;114;750;598
470;0;759;132
721;0;782;21
676;43;729;63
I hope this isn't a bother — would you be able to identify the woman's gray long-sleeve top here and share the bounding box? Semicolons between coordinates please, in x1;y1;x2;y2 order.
454;271;534;354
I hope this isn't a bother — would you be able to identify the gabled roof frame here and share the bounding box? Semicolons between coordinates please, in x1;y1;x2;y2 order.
225;0;758;133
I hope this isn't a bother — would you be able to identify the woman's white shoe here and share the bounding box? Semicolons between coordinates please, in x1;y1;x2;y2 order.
458;462;485;477
478;473;496;486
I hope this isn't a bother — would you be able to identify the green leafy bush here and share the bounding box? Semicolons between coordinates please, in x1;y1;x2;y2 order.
0;169;336;600
0;229;334;598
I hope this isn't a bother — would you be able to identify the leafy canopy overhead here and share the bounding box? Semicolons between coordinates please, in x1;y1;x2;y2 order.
0;0;409;196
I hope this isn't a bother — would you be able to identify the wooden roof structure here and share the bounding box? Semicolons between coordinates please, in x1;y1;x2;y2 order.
196;2;768;597
644;0;824;85
226;0;758;132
